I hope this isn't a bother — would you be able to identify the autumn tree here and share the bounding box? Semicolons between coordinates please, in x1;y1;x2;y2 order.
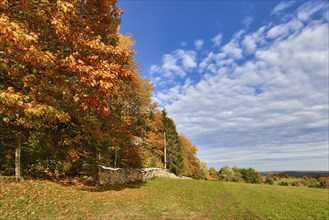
179;134;201;178
0;0;151;176
140;102;165;168
102;77;153;168
0;0;202;178
0;0;128;127
208;166;219;180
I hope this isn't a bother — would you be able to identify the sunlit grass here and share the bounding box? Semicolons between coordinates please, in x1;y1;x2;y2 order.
1;178;328;219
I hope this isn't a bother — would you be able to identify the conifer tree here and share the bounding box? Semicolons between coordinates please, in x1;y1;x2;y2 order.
161;110;183;175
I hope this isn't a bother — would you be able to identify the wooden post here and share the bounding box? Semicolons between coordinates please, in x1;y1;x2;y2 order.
15;132;21;181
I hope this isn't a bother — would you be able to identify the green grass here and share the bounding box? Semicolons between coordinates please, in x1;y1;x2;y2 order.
274;178;303;185
1;178;328;219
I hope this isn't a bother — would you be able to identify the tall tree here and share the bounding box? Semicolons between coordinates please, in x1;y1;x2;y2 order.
0;0;131;128
0;0;201;178
140;102;165;168
162;110;183;175
199;161;209;180
179;134;200;178
0;0;151;176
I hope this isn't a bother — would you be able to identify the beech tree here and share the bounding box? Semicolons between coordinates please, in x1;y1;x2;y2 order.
179;134;201;178
0;0;132;127
0;0;202;177
0;0;150;176
140;102;165;168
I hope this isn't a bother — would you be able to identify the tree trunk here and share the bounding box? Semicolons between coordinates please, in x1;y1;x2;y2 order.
15;132;21;181
164;132;167;171
114;149;118;168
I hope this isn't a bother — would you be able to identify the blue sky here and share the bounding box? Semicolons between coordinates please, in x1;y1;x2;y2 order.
119;0;329;171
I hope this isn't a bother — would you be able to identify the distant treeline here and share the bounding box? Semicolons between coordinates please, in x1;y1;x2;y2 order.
206;166;263;184
205;166;329;189
260;171;329;177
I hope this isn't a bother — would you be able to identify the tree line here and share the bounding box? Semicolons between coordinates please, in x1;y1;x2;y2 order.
205;165;263;184
205;166;329;188
0;0;201;178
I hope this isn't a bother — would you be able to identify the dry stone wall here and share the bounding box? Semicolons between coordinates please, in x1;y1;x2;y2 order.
97;166;187;186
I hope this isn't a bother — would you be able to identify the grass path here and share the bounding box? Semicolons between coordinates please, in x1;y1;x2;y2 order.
1;178;328;219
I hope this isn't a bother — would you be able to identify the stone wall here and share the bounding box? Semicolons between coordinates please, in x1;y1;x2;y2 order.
97;166;187;186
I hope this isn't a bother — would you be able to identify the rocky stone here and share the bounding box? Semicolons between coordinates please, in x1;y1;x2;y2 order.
97;166;191;186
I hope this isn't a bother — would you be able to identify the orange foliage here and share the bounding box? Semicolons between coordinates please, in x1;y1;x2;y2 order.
179;134;201;177
0;0;135;128
0;0;201;173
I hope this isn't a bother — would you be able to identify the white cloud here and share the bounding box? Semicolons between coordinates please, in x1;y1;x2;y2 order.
211;34;222;47
156;85;181;104
176;49;197;69
150;1;329;170
150;49;197;80
242;35;257;54
220;31;245;59
221;40;243;60
296;1;328;21
271;1;295;15
180;41;187;47
203;145;328;163
266;19;303;39
242;16;253;27
193;39;204;50
161;53;186;78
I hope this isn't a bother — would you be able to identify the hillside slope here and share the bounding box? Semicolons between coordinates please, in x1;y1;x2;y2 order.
1;178;328;219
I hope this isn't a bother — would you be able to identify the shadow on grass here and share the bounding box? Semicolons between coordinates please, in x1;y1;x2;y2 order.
80;181;148;192
17;175;149;192
52;177;149;192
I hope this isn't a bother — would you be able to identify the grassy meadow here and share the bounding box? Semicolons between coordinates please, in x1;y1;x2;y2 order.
1;178;328;219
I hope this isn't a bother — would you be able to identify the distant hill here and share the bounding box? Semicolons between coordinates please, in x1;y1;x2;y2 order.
260;171;329;177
